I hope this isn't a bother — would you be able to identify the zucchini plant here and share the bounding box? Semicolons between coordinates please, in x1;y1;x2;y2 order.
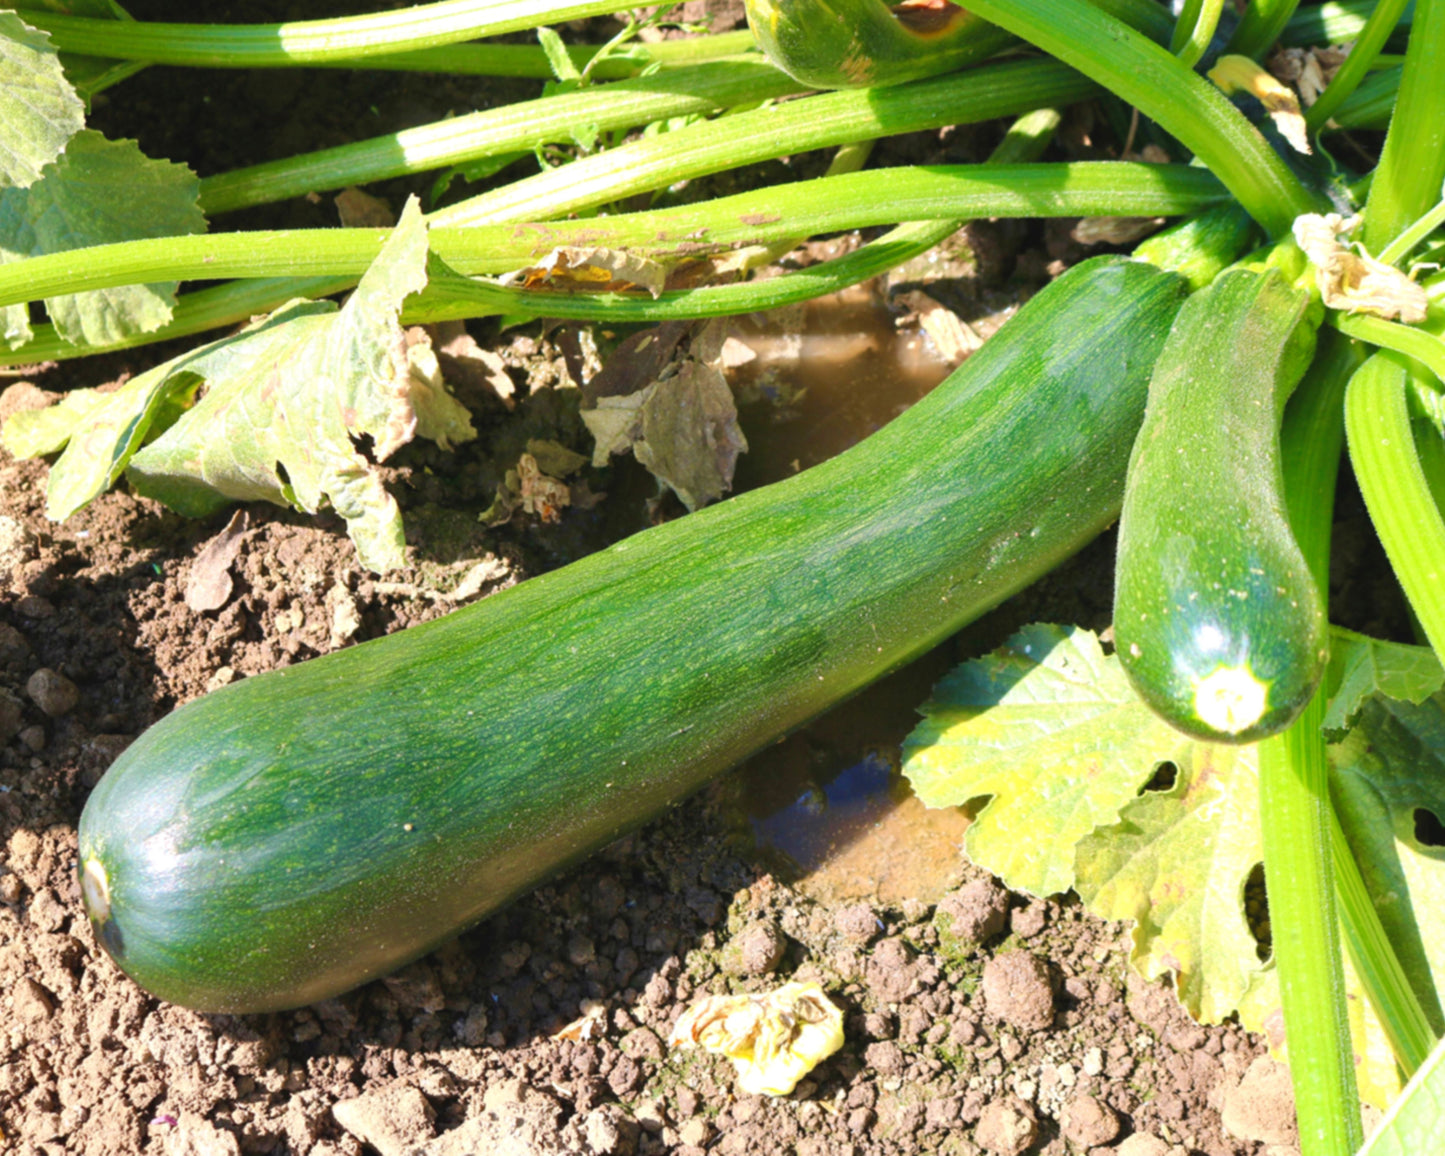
4;0;1445;1150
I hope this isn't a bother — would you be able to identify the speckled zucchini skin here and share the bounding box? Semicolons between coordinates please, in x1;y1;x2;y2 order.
1114;266;1325;744
78;255;1186;1013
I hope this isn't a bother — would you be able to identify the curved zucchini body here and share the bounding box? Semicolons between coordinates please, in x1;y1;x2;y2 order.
1113;266;1325;743
78;256;1187;1013
744;0;1012;89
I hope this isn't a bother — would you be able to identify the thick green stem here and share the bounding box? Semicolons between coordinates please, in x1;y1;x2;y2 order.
199;58;802;215
1263;330;1365;1156
1363;0;1445;251
1283;332;1437;1080
322;29;757;78
950;0;1317;236
0;162;1226;312
1344;351;1445;663
1330;66;1401;132
429;57;1097;227
1171;0;1224;71
1332;314;1445;392
1226;0;1302;59
20;0;640;66
1330;812;1438;1075
1305;0;1412;131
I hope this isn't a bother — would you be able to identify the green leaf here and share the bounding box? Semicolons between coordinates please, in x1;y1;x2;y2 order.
0;12;84;189
2;131;206;345
126;198;455;572
902;623;1165;897
1359;1033;1445;1155
1074;742;1264;1022
1324;626;1445;740
1331;695;1445;1036
11;0;143;103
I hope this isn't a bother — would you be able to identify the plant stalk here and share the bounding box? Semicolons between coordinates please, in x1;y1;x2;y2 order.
951;0;1318;236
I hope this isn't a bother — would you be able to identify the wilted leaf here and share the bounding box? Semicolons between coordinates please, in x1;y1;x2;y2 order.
404;329;478;450
1324;627;1444;740
1293;213;1427;323
902;623;1166;898
125;199;438;571
503;246;667;298
184;510;249;613
1073;742;1264;1023
0;131;206;347
0;13;84;190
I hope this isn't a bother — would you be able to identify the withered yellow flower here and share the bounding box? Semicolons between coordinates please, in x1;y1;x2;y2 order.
669;980;845;1096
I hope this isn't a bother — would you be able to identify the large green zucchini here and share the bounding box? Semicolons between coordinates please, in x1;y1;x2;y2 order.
78;255;1187;1013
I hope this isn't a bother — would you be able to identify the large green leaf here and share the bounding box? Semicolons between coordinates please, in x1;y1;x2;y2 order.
0;12;83;189
904;622;1445;1051
903;623;1166;897
0;131;205;347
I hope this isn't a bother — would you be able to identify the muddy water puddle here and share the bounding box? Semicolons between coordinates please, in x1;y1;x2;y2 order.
720;286;975;905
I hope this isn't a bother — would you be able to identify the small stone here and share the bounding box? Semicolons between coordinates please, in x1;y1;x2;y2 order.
1081;1047;1104;1077
835;902;882;944
1221;1056;1298;1148
26;886;66;931
567;933;597;967
0;515;36;586
0;872;22;904
678;1118;713;1147
12;976;54;1023
18;724;45;753
15;594;54;619
332;1083;436;1156
1061;1092;1120;1147
974;1095;1038;1156
981;951;1055;1033
26;667;79;717
934;878;1010;953
726;921;787;976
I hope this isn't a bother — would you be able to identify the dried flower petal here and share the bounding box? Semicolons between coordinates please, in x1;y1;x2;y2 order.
1209;54;1311;155
1292;213;1429;324
669;980;845;1096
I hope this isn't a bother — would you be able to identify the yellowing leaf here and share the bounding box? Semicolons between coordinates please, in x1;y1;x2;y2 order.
902;623;1166;897
502;246;667;298
0;13;84;190
1074;743;1265;1023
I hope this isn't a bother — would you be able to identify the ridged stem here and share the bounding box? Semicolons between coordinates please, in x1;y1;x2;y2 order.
1263;330;1365;1156
1305;0;1412;131
949;0;1317;236
1227;0;1302;59
1363;0;1445;251
1170;0;1225;71
1343;351;1445;663
198;58;803;215
0;162;1226;315
20;0;640;66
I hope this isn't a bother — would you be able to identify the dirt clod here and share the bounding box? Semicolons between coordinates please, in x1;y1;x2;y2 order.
1221;1056;1299;1148
1061;1091;1120;1147
726;920;788;975
982;951;1056;1032
331;1083;436;1156
933;877;1010;953
975;1094;1039;1156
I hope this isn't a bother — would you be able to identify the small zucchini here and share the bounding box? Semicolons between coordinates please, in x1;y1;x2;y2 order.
1113;265;1325;743
744;0;1012;89
78;255;1187;1013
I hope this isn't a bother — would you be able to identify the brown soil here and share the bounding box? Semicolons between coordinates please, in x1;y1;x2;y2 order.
0;3;1320;1153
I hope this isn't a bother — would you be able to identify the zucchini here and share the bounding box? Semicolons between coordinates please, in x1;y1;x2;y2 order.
743;0;1012;89
1113;266;1325;743
78;255;1187;1013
